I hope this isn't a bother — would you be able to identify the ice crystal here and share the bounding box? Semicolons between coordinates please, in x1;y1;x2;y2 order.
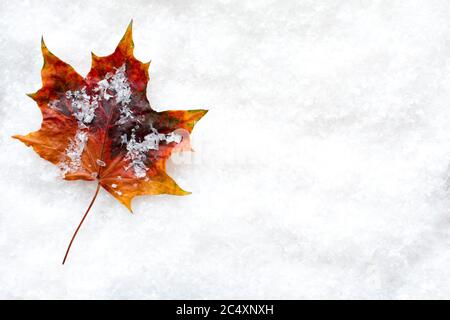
125;128;182;178
59;130;88;175
66;87;99;126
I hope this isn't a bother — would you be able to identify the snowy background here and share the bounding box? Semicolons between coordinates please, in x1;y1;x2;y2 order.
1;0;450;299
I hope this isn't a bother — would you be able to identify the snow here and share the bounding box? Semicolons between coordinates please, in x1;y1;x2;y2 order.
2;0;450;299
109;64;132;106
125;128;181;178
99;64;134;125
96;159;106;167
59;130;88;175
66;87;98;125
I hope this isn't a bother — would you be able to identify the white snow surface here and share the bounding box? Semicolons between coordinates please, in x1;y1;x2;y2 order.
1;0;450;299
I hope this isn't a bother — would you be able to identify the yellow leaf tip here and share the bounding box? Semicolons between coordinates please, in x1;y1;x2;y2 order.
192;109;209;121
122;198;133;212
117;20;134;55
142;61;151;72
41;36;48;51
11;134;26;143
124;20;133;38
26;92;37;100
40;36;55;60
176;187;192;196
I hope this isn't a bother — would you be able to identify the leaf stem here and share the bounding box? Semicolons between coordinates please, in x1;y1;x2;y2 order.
62;183;101;265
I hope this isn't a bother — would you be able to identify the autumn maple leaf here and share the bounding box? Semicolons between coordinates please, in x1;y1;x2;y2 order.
12;21;207;264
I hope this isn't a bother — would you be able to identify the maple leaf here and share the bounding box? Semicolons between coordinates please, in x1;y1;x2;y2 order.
12;21;207;264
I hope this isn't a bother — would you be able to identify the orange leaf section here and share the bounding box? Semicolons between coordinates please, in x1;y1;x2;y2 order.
13;21;207;211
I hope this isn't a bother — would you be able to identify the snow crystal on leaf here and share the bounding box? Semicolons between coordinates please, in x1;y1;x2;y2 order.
59;130;88;175
95;77;113;101
91;64;134;125
124;127;182;178
165;132;182;144
66;87;99;125
110;64;131;106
